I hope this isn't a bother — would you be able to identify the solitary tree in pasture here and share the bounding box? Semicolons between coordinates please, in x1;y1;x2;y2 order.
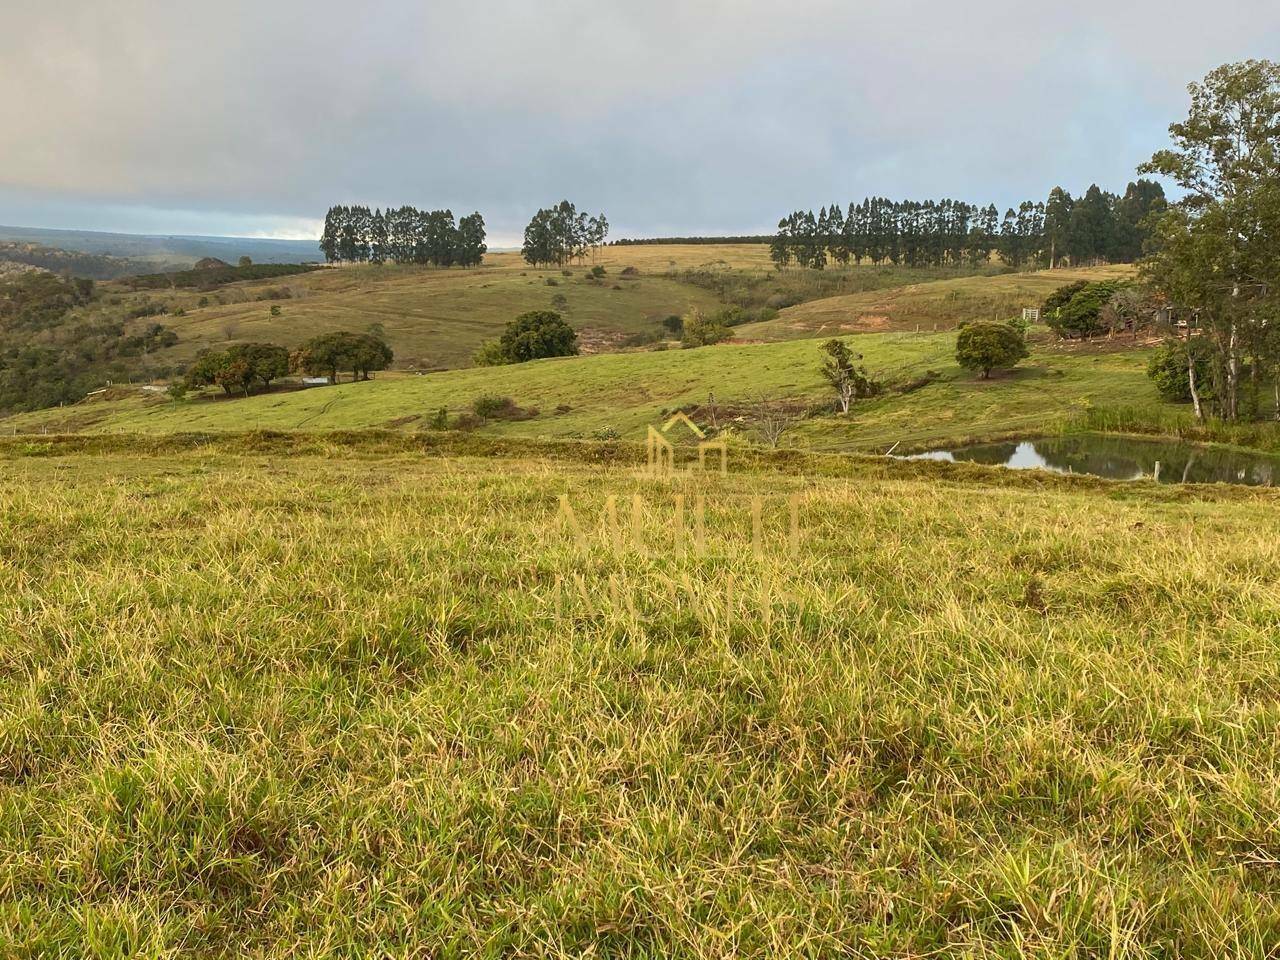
497;310;579;362
819;338;876;413
955;321;1029;379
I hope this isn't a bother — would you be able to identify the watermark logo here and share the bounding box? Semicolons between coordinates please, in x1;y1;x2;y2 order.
555;414;802;562
557;492;801;556
646;412;726;477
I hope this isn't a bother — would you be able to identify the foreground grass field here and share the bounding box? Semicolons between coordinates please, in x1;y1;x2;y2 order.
2;434;1279;955
1;332;1161;452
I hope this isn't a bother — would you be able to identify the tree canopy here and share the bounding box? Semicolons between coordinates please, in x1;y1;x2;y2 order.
291;332;394;383
320;206;486;267
475;311;580;365
183;342;291;396
1140;59;1280;421
770;183;1165;271
955;322;1029;379
521;202;608;267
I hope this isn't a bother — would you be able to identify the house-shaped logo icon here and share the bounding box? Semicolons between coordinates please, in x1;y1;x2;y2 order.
646;412;726;477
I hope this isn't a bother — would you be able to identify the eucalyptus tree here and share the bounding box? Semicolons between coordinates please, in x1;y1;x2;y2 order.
1141;59;1280;421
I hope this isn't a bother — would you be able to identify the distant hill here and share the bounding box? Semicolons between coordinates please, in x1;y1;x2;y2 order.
0;241;145;279
0;225;321;267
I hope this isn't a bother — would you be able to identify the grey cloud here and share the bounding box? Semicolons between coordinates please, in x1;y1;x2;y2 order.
2;0;1279;240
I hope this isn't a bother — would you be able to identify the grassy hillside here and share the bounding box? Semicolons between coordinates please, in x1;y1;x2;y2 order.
101;247;1041;376
2;436;1279;954
110;256;724;371
741;264;1134;339
2;331;1161;452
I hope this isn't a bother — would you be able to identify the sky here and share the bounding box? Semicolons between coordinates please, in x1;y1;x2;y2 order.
3;0;1279;247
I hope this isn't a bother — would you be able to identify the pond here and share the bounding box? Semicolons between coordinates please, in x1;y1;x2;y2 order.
903;434;1280;487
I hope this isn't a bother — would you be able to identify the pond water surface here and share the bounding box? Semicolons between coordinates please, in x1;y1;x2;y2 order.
904;434;1280;487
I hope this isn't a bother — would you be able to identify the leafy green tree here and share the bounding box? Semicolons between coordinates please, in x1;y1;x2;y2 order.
1112;180;1166;261
215;356;255;396
997;208;1022;267
769;217;792;270
456;212;487;267
1046;281;1124;339
1140;59;1280;421
185;342;291;395
319;207;339;263
955;321;1028;378
1068;185;1116;265
228;342;290;391
497;311;579;362
184;350;232;394
521;202;606;267
292;331;392;383
350;334;394;380
820;338;876;413
369;209;388;265
1041;280;1090;320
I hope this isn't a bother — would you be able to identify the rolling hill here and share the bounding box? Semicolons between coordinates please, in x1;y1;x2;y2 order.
2;330;1159;453
741;264;1134;339
93;245;1037;374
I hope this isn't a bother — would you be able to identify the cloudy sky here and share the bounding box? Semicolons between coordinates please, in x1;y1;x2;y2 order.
3;0;1279;246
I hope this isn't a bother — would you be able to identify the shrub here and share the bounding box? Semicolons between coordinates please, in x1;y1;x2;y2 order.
620;266;639;277
591;265;606;277
472;394;515;419
620;330;664;348
661;315;683;336
955;321;1028;378
681;309;731;348
551;293;569;311
427;407;449;430
1147;339;1212;402
269;305;282;317
473;338;509;367
544;277;559;287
